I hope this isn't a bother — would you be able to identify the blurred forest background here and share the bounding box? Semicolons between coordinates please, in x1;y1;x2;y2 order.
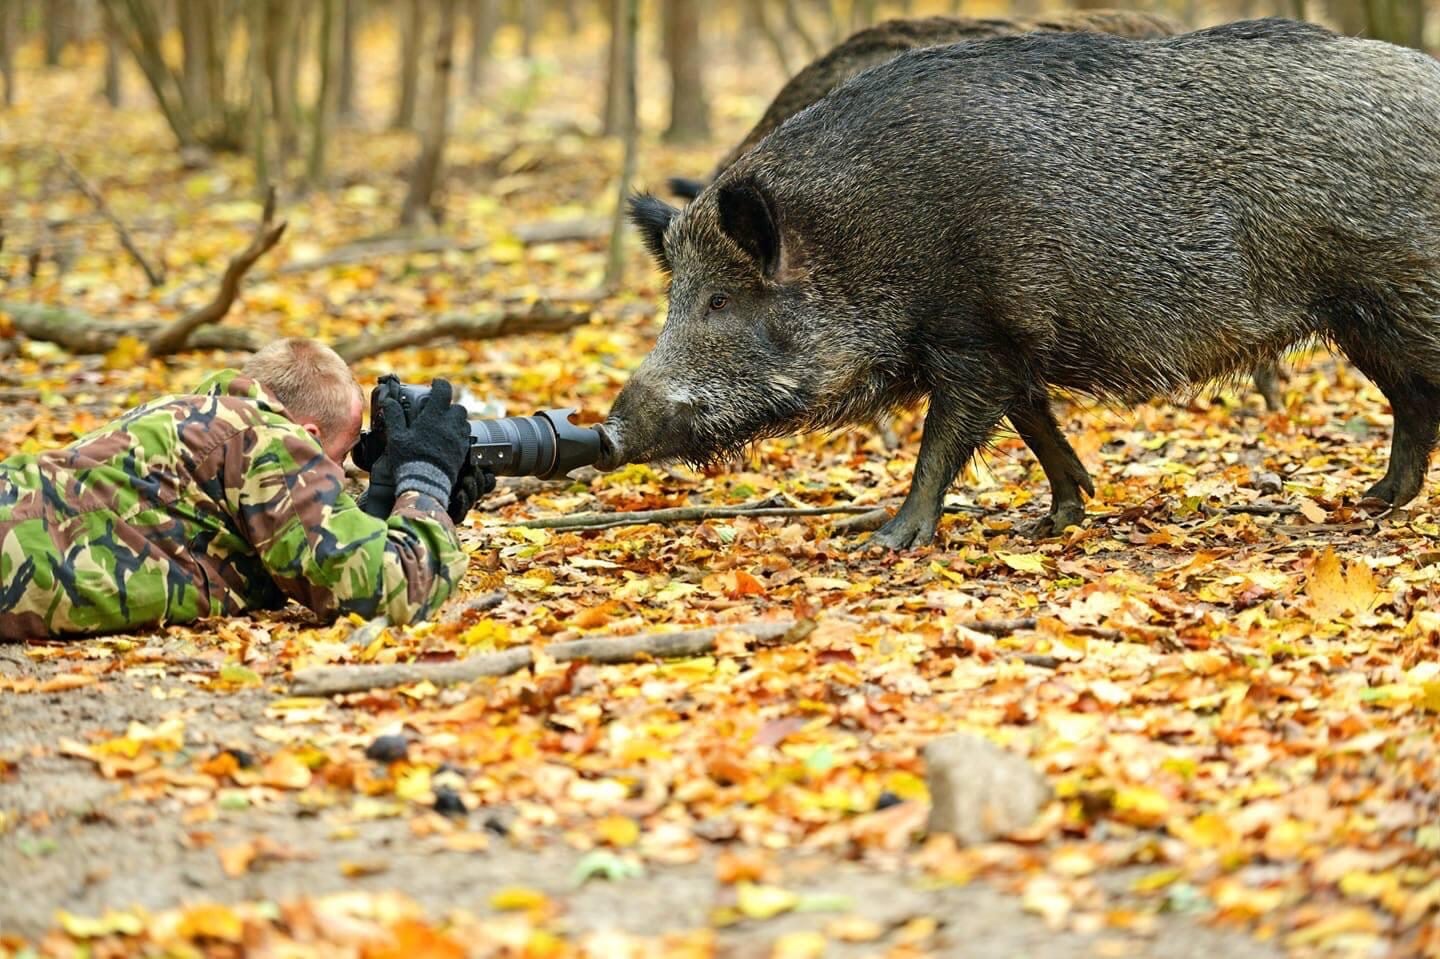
0;0;1429;298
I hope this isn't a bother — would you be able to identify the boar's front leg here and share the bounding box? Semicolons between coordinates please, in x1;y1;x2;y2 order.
868;388;1005;550
1010;397;1094;537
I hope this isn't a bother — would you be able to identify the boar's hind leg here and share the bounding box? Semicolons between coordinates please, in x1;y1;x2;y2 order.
1334;331;1440;508
868;388;1005;550
1010;398;1095;537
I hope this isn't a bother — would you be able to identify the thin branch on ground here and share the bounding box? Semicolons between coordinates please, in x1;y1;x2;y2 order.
509;501;984;532
55;151;165;288
514;216;610;246
331;301;590;362
289;620;807;696
147;187;287;356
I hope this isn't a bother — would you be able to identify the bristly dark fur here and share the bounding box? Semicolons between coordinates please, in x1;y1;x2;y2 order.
626;193;677;273
607;19;1440;550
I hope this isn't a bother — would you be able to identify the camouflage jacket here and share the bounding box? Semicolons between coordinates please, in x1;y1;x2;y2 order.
0;371;467;640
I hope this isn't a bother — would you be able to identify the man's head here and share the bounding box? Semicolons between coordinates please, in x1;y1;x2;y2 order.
242;339;364;463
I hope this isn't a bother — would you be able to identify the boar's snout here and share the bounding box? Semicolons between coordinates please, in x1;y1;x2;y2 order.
599;371;705;468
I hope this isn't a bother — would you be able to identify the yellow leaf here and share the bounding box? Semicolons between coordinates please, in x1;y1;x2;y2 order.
1170;812;1236;849
102;335;147;372
929;561;967;585
57;908;144;938
736;882;799;920
1130;868;1183;893
996;551;1047;574
395;766;432;803
1112;786;1170;827
825;915;884;942
340;859;390;878
1285;908;1379;947
1339;870;1399;902
1021;876;1072;926
771;930;828;959
260;751;313;790
218;842;256;877
175;903;244;943
596;814;640;847
490;886;550;911
1305;548;1380;621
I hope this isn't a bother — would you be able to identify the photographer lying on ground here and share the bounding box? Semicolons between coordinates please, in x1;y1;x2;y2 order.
0;338;492;641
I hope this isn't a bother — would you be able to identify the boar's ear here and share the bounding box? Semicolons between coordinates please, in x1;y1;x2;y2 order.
717;179;781;278
627;193;678;274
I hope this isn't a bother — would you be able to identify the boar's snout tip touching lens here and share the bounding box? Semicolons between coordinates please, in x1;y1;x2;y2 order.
607;19;1440;551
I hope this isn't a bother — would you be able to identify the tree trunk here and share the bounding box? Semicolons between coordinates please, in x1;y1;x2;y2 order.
249;0;271;191
467;0;497;94
178;0;209;107
746;0;791;76
337;0;358;119
44;0;71;66
102;19;121;106
602;0;638;288
601;0;630;135
99;0;201;147
399;0;458;229
392;0;424;129
780;0;821;58
663;0;709;143
0;0;16;108
519;0;539;57
307;0;337;187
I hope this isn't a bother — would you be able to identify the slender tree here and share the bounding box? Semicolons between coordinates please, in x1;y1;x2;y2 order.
249;0;271;192
392;0;425;129
601;0;630;134
400;0;458;228
102;21;122;106
308;0;338;187
467;0;498;95
337;0;359;120
663;0;709;143
603;0;639;288
0;0;16;108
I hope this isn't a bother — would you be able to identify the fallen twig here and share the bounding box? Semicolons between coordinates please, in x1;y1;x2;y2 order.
511;501;985;532
512;216;609;246
277;233;486;275
289;620;806;697
147;187;287;356
332;301;590;362
56;151;165;288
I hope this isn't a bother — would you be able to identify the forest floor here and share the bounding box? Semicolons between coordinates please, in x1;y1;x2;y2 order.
2;15;1438;959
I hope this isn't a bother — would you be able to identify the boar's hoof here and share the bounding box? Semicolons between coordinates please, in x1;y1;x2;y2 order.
865;514;938;550
1028;504;1086;539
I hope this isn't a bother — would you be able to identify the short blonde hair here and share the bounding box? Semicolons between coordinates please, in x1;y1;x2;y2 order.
242;338;361;435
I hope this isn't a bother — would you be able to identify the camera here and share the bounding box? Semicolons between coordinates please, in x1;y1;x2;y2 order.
352;375;605;481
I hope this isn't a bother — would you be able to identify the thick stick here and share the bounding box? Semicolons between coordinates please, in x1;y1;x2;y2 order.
56;151;165;288
511;501;985;532
289;620;802;697
1;302;262;354
147;187;287;356
331;301;589;362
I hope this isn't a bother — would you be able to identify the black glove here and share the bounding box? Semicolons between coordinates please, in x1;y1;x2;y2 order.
357;451;397;518
382;379;472;507
447;467;497;523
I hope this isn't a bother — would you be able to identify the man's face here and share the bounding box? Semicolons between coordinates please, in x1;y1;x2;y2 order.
307;388;365;464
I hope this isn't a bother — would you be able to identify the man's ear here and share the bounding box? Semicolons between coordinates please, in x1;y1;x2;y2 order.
717;177;781;277
302;422;322;442
627;193;678;274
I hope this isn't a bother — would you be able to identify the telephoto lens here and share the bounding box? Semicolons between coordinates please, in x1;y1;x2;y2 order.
469;409;604;479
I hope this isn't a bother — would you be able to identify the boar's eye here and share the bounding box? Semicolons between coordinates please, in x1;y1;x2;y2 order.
707;293;730;313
